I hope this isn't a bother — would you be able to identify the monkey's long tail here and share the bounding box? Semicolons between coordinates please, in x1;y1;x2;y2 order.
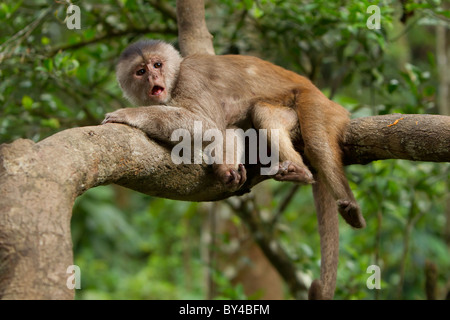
308;173;339;300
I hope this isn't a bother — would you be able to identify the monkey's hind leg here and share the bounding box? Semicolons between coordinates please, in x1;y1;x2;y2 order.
251;102;314;184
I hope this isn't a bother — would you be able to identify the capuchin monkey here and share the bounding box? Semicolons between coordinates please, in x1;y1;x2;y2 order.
102;40;365;299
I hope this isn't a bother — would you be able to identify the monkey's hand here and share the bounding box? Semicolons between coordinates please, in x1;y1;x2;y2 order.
102;108;143;127
213;163;247;192
274;161;314;184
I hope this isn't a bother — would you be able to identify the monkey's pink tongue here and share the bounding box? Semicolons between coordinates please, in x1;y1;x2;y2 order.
152;86;164;96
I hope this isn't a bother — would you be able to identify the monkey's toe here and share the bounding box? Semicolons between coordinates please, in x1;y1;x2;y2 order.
337;200;366;228
274;161;314;184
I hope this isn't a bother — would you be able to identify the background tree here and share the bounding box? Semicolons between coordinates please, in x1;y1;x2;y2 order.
0;0;449;299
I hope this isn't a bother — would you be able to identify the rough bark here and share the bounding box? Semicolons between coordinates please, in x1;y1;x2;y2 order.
1;114;448;299
343;114;450;165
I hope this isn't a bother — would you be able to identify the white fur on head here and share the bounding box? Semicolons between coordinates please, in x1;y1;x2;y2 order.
116;40;183;105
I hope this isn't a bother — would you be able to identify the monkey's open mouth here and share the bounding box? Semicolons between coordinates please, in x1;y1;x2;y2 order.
151;86;165;96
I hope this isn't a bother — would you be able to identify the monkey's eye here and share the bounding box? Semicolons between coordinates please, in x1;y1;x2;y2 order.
154;62;162;69
136;69;146;76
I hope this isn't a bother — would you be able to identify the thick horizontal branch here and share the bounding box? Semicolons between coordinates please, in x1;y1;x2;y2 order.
0;113;448;299
343;114;450;165
3;114;444;205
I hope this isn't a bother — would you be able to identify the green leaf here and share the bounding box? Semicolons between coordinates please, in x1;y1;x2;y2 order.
54;53;69;69
41;36;50;45
40;118;60;129
83;29;96;41
22;95;33;110
43;59;53;72
64;59;80;74
251;5;264;18
0;3;9;19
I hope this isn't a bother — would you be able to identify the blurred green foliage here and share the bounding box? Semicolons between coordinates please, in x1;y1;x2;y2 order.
0;0;449;299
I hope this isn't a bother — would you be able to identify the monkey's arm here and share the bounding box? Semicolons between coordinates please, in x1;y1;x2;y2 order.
102;105;218;144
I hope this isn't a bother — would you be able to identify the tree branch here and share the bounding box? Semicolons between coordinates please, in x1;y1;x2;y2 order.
343;114;450;165
0;114;448;299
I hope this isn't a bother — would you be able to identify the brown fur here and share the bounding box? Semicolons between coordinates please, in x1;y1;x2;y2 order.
104;40;367;299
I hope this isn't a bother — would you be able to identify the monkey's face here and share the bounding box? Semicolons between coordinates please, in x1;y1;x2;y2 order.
133;57;168;104
117;55;169;106
116;40;182;106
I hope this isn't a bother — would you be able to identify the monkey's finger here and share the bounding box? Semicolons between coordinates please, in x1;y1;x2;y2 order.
101;113;118;125
238;164;247;185
101;116;110;125
101;113;129;126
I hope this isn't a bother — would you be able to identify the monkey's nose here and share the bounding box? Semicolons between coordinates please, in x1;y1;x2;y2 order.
148;75;158;82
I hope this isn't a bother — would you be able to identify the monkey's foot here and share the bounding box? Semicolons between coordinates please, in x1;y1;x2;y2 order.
337;200;366;229
273;161;314;184
214;164;247;192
